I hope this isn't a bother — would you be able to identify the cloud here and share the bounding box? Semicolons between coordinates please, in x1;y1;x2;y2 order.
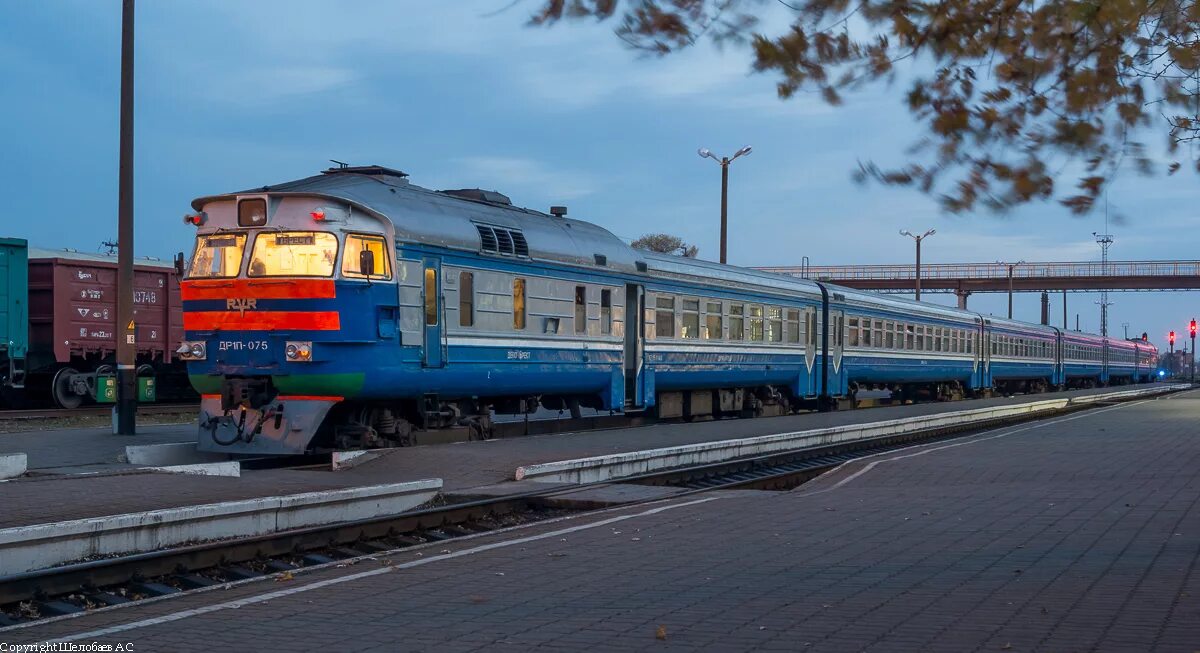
451;156;600;200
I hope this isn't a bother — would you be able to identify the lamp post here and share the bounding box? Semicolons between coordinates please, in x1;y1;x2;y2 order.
899;229;935;301
698;146;752;264
998;260;1025;319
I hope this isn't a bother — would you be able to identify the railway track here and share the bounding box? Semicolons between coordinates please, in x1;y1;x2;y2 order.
1;388;1165;630
0;404;198;422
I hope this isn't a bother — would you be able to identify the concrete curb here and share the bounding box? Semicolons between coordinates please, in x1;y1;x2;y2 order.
515;384;1188;484
146;461;241;477
332;449;391;471
123;442;228;466
0;479;442;575
0;454;27;481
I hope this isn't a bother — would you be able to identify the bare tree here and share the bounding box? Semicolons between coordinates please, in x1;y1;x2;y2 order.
532;0;1200;215
631;233;700;257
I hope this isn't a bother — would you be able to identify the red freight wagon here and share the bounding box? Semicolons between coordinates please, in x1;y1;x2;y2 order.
25;248;186;407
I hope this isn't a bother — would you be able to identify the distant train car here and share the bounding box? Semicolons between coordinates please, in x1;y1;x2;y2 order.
0;242;190;408
179;165;1162;455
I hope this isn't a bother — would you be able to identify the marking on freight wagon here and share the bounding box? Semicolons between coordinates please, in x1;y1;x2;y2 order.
77;308;88;317
24;497;723;641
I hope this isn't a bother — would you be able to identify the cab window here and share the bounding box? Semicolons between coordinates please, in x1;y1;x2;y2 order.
343;234;391;280
238;198;268;227
248;232;338;278
188;234;245;279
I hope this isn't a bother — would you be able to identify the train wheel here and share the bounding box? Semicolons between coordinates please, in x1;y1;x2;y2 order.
52;367;83;409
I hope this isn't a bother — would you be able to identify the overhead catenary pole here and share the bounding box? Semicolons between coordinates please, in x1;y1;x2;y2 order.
900;229;936;301
115;0;136;435
697;146;752;264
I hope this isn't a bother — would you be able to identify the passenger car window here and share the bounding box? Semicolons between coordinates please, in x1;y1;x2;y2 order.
767;307;783;343
248;232;337;278
575;286;588;334
601;290;612;335
655;296;675;338
459;272;474;327
706;302;723;339
749;305;764;342
729;304;745;340
343;234;391;280
513;278;526;330
424;268;438;325
681;299;700;339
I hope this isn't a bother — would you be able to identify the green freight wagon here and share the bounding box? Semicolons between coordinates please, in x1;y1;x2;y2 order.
0;237;29;400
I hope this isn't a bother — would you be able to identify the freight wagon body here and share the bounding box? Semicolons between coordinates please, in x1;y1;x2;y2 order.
6;248;188;407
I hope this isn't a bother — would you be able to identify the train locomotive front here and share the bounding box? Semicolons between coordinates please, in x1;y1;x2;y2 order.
182;184;403;454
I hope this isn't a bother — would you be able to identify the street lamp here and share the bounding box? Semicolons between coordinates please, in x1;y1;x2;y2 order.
899;229;935;301
997;260;1025;319
698;146;752;264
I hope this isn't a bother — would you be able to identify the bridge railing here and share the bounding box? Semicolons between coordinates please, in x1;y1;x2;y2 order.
755;261;1200;280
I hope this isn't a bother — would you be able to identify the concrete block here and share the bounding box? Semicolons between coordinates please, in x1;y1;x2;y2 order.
123;442;228;466
0;478;442;575
331;449;392;471
0;453;27;480
147;461;241;477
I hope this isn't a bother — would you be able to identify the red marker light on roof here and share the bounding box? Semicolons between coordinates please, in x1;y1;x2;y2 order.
311;210;326;222
182;213;206;226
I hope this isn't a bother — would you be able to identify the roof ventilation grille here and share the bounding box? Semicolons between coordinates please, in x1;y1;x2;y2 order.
476;225;498;253
511;231;529;257
495;229;515;256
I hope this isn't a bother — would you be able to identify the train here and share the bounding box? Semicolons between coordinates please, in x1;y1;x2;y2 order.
179;165;1159;455
0;238;191;408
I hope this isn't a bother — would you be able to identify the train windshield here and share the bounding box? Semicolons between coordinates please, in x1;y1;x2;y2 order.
188;234;246;279
247;231;338;278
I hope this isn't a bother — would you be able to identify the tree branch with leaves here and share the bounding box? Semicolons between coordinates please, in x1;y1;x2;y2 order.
533;0;1200;215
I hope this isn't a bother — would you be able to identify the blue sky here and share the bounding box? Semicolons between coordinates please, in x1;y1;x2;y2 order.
2;1;1197;348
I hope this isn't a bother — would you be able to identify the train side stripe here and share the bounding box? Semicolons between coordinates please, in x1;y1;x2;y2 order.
184;311;341;331
181;279;337;301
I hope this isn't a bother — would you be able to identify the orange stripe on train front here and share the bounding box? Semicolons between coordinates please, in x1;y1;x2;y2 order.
184;311;341;331
181;279;337;301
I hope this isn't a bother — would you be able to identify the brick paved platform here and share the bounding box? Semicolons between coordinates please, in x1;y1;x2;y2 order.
0;424;192;472
5;388;1197;651
0;385;1176;531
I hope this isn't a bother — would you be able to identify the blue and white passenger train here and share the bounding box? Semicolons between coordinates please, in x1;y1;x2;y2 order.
178;165;1159;455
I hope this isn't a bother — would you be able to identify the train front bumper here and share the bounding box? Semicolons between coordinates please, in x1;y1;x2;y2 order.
196;394;338;455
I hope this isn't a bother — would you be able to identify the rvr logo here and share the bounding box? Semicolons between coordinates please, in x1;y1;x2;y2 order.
226;298;258;316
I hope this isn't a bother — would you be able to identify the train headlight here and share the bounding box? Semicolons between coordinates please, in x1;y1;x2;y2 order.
176;341;206;361
285;341;313;361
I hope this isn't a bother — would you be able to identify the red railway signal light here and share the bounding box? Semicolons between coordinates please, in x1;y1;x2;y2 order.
1170;331;1176;345
1192;320;1197;338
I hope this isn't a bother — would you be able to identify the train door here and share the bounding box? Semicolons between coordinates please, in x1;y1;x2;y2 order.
830;309;845;373
804;306;819;393
421;257;445;368
623;283;644;407
1053;329;1064;387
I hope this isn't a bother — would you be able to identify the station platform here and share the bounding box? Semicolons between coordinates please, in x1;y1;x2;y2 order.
0;384;1180;531
6;388;1197;650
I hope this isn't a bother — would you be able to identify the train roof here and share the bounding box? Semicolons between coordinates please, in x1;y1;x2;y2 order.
27;247;174;269
193;166;646;275
823;283;982;323
641;251;824;296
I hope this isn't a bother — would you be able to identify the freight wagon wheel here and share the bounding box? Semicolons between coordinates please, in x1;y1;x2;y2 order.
51;367;83;409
